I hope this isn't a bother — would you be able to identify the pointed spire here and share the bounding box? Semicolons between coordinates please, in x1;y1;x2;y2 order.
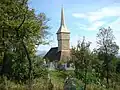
57;6;70;33
61;6;65;26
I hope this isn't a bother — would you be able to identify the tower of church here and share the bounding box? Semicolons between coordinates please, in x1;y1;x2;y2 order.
44;7;70;62
57;7;70;52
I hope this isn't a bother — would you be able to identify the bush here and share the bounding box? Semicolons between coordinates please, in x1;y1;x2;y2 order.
1;56;48;83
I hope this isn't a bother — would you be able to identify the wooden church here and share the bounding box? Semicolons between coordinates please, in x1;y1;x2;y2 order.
44;7;71;69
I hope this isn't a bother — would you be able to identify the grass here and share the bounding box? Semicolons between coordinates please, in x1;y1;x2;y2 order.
0;71;120;90
49;70;120;90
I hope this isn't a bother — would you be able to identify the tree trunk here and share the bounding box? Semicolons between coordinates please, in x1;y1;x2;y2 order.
84;58;87;90
106;63;109;88
14;12;32;89
22;40;32;90
106;54;109;89
84;67;87;90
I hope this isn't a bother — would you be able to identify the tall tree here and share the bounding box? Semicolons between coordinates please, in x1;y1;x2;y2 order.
96;27;119;88
71;37;91;90
0;0;49;83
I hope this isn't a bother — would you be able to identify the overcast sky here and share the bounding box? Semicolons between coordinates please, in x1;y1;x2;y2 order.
29;0;120;52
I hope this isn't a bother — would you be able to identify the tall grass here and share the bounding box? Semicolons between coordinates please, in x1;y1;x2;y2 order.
0;71;119;90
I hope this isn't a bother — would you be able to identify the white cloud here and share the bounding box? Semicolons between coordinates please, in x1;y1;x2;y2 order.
74;21;105;31
107;17;120;31
74;23;88;30
88;21;105;31
72;6;120;22
72;13;87;18
89;15;103;22
72;6;120;31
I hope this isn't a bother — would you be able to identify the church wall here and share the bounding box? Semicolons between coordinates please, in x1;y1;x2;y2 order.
58;40;70;51
57;33;70;51
57;33;70;40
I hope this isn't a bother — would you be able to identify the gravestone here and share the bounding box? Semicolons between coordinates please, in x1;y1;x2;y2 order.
64;76;76;90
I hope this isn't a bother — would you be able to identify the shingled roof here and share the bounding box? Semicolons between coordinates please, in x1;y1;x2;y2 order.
44;47;58;62
44;47;71;62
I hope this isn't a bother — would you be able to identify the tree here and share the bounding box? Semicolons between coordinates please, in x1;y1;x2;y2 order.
0;0;49;83
96;27;119;88
90;49;104;83
71;37;91;90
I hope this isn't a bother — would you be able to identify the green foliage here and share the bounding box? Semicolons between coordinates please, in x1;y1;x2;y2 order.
32;56;48;79
71;37;92;90
11;56;48;82
116;58;120;73
71;37;91;78
96;27;119;88
0;0;50;83
70;27;120;89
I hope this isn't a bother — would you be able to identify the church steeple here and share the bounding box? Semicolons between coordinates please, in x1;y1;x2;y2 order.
57;7;70;33
44;7;71;62
57;7;70;52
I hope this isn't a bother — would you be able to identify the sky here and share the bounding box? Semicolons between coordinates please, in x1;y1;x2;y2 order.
28;0;120;53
